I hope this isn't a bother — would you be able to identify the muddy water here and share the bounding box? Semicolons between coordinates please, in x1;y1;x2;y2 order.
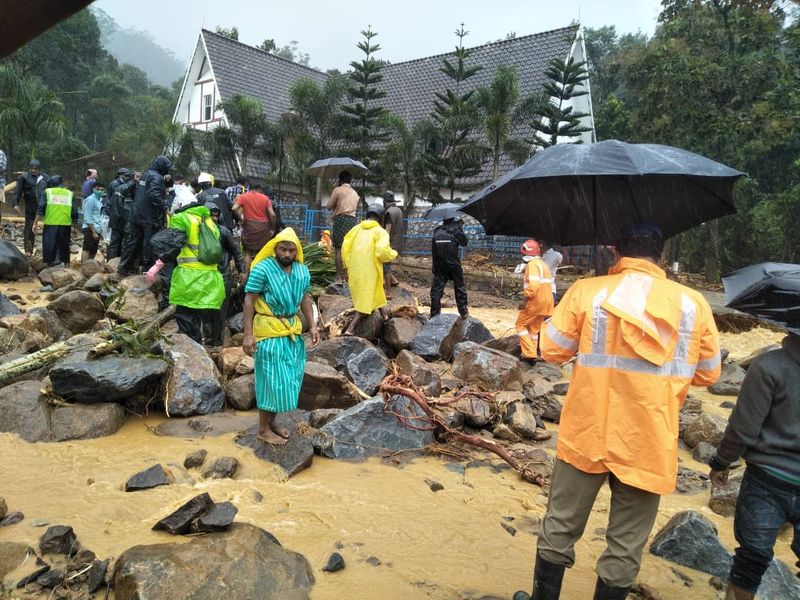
0;308;794;598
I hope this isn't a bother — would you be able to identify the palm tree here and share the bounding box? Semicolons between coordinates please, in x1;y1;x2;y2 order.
216;94;272;177
377;113;434;210
476;65;535;179
0;65;66;161
288;74;348;158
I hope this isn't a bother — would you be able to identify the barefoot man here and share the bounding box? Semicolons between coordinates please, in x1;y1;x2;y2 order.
242;227;318;444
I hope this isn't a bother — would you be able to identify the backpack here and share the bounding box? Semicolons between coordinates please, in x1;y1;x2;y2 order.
197;215;223;265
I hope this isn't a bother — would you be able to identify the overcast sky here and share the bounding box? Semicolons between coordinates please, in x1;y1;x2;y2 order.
93;0;662;71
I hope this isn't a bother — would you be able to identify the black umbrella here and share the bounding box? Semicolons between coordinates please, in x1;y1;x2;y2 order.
461;139;745;245
723;262;800;335
306;157;368;179
423;202;465;222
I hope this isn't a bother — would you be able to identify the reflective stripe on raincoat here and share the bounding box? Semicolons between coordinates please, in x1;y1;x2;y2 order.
342;220;398;314
516;256;554;357
168;205;225;310
540;257;721;494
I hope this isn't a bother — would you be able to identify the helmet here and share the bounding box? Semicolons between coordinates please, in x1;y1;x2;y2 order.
117;167;132;176
197;172;214;185
520;239;541;256
366;203;384;221
381;190;395;203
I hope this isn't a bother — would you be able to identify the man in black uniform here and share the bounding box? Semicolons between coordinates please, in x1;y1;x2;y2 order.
12;159;48;255
107;169;137;260
430;216;469;318
196;172;237;231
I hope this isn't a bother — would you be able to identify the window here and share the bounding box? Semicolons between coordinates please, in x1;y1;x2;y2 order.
203;94;213;121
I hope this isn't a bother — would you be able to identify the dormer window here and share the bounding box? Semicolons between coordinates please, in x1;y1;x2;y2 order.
203;94;213;121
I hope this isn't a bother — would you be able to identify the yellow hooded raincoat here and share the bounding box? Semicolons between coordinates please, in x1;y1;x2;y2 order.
540;257;721;494
342;220;398;314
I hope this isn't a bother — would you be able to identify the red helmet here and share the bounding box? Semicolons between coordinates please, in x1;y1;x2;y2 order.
520;239;541;256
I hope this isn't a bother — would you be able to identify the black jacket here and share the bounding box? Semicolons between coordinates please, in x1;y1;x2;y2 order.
197;187;235;231
109;179;137;228
432;221;468;265
218;224;244;277
131;156;171;226
12;171;49;209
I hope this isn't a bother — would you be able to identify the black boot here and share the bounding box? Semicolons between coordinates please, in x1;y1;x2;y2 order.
531;554;565;600
592;577;630;599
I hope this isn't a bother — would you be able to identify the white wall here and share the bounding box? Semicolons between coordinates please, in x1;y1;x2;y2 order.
172;36;225;132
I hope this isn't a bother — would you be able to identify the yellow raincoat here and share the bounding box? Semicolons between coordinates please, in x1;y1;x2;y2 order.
540;257;721;494
342;220;398;314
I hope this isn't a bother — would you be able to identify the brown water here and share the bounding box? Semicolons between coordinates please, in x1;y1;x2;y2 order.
0;304;794;598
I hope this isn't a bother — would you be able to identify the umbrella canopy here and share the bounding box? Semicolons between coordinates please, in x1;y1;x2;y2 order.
723;262;800;335
461;139;746;245
306;157;368;179
423;203;466;222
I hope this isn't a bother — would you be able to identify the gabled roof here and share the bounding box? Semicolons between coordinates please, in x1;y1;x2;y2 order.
202;29;328;122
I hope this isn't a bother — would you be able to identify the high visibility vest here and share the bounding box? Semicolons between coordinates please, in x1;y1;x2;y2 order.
175;213;219;271
43;187;73;226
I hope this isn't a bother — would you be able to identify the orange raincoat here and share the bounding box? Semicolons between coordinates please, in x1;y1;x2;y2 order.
540;257;721;494
516;256;555;358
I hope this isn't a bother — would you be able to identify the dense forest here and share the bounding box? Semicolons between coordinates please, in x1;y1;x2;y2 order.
0;0;797;278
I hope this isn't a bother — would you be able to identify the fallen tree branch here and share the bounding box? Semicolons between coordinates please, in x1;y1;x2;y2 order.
89;304;176;359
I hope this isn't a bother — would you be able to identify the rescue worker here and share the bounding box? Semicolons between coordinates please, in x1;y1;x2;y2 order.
341;204;397;336
515;239;554;360
34;176;76;267
196;172;237;231
12;159;48;256
430;216;469;318
145;200;224;343
527;223;721;600
107;170;137;259
118;155;171;274
382;190;404;298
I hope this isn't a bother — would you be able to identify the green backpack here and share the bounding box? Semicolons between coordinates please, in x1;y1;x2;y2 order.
197;215;223;265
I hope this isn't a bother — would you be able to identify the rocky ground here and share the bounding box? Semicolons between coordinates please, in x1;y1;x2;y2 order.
0;228;796;599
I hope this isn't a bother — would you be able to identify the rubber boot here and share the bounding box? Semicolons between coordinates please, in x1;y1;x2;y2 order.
531;554;565;600
725;583;755;600
592;577;629;599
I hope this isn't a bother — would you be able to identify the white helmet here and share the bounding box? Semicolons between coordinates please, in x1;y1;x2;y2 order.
197;172;214;185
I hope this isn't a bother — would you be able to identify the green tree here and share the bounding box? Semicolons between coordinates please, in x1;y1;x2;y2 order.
341;27;388;176
528;57;592;149
215;26;239;41
215;94;274;177
375;113;435;210
424;24;486;202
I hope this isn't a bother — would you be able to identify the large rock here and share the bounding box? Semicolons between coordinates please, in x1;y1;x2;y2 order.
83;272;107;292
191;502;238;533
738;344;780;369
709;479;741;517
386;287;419;318
523;381;563;423
383;317;422;353
394;350;441;397
50;403;126;441
298;362;359;411
39;525;77;555
47;291;105;333
1;312;48;338
0;381;52;442
307;336;383;370
236;428;314;477
409;314;460;361
106;287;159;323
650;510;800;599
80;259;104;278
504;402;544;440
442;316;494;360
152;493;215;535
0;542;35;580
314;396;435;460
125;464;173;491
49;349;168;403
218;347;252;377
202;457;240;479
0;240;27;279
317;294;353;323
451;342;522;391
164;334;225;416
708;362;747;395
682;413;728;448
455;395;493;428
27;307;71;342
483;335;522;359
114;523;314;600
346;346;388;395
0;294;21;317
226;374;255;411
306;337;389;395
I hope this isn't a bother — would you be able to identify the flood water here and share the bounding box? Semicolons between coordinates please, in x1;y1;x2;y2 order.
0;301;794;598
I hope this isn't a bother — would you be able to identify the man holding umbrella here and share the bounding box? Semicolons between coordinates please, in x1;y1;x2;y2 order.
530;223;721;600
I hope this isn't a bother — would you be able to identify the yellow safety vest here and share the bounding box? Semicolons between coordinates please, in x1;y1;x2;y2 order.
175;213;219;271
43;187;73;226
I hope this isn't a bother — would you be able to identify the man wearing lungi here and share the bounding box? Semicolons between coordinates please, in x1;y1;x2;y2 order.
232;182;276;271
242;227;319;445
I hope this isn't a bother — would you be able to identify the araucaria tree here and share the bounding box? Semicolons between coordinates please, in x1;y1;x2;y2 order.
425;24;486;202
528;57;591;149
341;27;387;175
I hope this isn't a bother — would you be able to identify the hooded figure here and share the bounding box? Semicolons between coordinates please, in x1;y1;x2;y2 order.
12;159;49;255
119;155;171;273
196;172;236;231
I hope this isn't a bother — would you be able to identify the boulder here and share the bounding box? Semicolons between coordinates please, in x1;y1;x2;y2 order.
226;374;255;411
394;350;442;397
441;316;494;360
219;347;247;376
307;336;384;370
709;479;741;517
125;464;172;492
1;312;48;338
0;542;35;580
483;335;522;359
49;349;167;404
183;450;207;469
152;493;215;535
682;413;728;448
451;342;523;391
191;502;238;533
236;429;314;477
314;396;435;460
317;294;353;323
26;307;71;342
0;381;52;442
455;395;493;428
650;510;799;599
0;294;21;317
87;559;109;593
118;274;159;294
164;334;225;416
115;523;314;600
298;362;359;411
47;291;105;333
83;272;106;292
228;312;245;334
50;403;126;441
80;259;104;279
552;382;569;396
523;383;563;423
51;269;82;290
346;346;388;395
409;314;460;361
708;362;747;395
708;381;742;396
386;287;419;318
738;344;780;369
675;467;710;494
0;241;27;279
202;457;240;479
309;409;342;429
1;511;23;526
526;361;563;382
383;317;422;353
505;402;545;440
691;441;716;464
106;287;159;323
39;525;77;555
